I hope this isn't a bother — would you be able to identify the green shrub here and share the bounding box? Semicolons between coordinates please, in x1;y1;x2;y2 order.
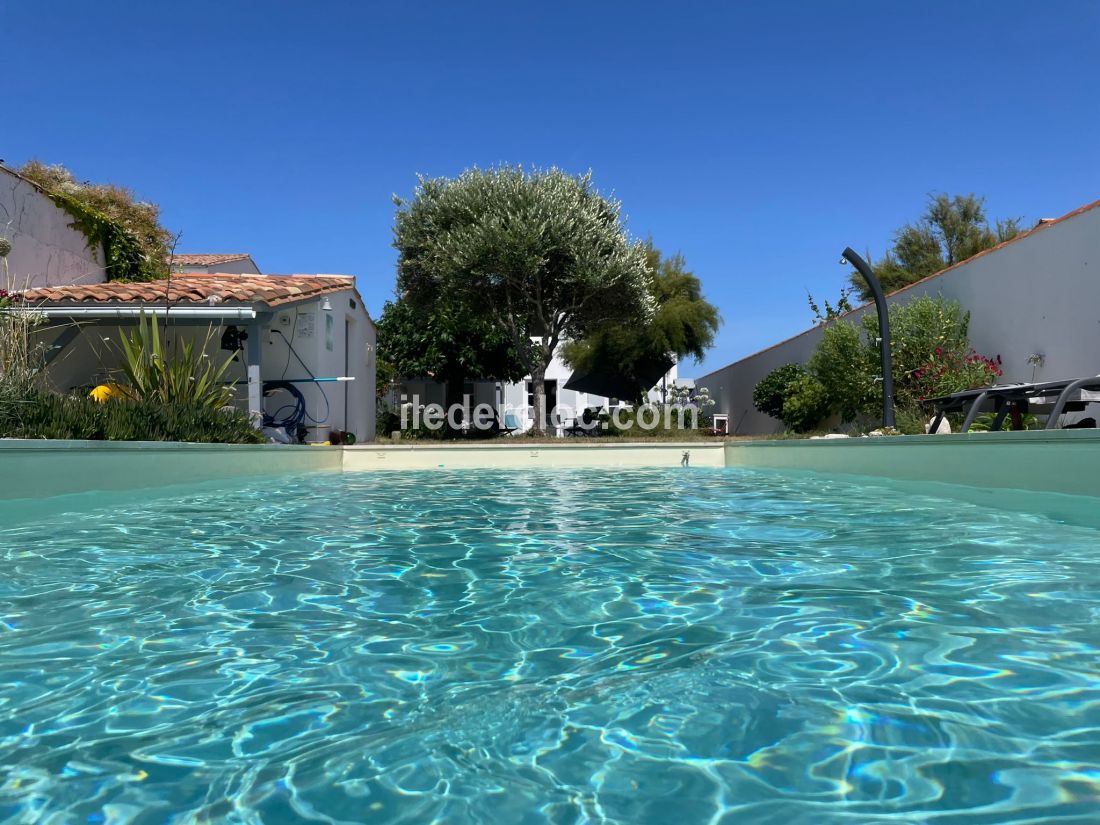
376;408;402;438
781;375;831;433
967;411;1040;432
808;321;877;421
600;405;713;438
864;295;970;390
859;295;999;406
752;364;806;420
806;296;1001;426
894;405;931;435
0;391;263;443
0;302;42;400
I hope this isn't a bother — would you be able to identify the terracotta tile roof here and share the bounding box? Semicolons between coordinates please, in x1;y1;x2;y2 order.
171;253;253;267
25;274;356;309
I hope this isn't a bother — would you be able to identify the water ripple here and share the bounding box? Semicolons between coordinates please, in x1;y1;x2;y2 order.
0;468;1099;823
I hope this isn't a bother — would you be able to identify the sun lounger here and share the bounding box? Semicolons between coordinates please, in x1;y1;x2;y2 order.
924;377;1100;432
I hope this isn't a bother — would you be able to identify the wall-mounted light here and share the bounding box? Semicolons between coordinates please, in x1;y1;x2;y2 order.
321;298;333;312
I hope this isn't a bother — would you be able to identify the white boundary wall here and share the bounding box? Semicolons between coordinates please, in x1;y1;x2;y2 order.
0;166;106;288
699;201;1100;435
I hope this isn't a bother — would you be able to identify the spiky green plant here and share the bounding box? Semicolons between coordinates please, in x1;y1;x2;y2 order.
116;313;236;409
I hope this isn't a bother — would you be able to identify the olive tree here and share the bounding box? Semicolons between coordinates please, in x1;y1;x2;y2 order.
393;166;654;432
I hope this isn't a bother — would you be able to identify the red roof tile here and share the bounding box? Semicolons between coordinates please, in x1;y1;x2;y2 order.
25;274;356;309
171;253;253;267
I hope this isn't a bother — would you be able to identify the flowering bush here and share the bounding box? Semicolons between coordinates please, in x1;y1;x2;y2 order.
669;382;716;410
911;348;1002;402
785;295;1004;433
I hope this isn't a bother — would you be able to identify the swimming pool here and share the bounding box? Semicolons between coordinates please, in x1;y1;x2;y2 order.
1;468;1098;822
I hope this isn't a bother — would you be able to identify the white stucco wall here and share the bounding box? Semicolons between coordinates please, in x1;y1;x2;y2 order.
0;167;106;288
174;257;261;275
699;201;1100;435
262;291;375;442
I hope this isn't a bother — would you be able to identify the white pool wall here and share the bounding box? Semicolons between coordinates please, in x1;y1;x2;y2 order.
341;442;724;470
723;430;1100;499
0;440;341;500
2;432;1099;505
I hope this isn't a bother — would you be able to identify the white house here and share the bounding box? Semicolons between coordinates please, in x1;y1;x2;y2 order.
2;162;378;441
25;273;378;442
396;346;679;435
498;350;679;433
698;197;1100;434
171;253;262;275
0;164;107;289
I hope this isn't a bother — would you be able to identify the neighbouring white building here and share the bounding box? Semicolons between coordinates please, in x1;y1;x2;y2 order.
25;274;377;442
2;161;377;441
0;164;107;288
698;197;1100;435
396;348;680;435
171;253;262;275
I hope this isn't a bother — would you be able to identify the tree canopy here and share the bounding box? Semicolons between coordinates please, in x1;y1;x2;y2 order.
850;194;1021;301
392;166;654;431
562;242;720;401
375;295;528;393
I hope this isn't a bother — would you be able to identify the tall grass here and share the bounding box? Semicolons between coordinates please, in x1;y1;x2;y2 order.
0;282;44;412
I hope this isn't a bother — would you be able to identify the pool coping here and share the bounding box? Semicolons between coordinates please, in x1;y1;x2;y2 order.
2;431;1098;509
725;429;1100;447
343;441;726;469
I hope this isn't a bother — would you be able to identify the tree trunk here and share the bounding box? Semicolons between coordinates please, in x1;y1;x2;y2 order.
528;335;558;434
444;372;466;424
530;367;547;435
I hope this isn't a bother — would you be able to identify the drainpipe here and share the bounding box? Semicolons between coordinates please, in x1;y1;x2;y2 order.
841;248;895;430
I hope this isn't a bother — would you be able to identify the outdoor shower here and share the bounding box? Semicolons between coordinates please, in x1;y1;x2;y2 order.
841;248;896;430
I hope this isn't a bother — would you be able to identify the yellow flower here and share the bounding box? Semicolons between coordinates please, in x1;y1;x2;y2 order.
89;383;131;403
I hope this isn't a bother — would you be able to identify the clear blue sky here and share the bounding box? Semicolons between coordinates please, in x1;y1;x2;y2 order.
5;1;1099;376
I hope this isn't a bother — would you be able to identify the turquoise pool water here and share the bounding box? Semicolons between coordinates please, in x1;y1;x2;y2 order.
1;468;1099;823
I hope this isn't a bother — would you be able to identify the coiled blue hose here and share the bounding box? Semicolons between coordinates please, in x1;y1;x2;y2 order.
262;380;329;435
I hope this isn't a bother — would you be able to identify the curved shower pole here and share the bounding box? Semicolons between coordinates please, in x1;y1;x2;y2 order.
841;248;896;430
